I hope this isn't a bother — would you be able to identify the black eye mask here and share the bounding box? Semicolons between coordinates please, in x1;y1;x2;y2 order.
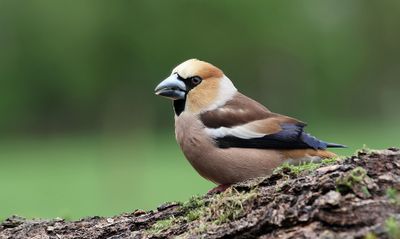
173;74;203;116
176;74;203;91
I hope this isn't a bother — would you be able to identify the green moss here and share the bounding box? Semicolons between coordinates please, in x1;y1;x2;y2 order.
336;166;368;193
210;188;257;224
145;195;205;236
386;188;399;204
180;195;206;222
350;167;367;182
188;221;210;235
385;216;400;239
273;156;340;176
146;217;176;234
361;186;371;198
192;188;257;225
181;195;204;212
183;188;258;235
145;188;258;237
274;162;319;175
145;195;206;235
356;145;380;155
321;157;341;164
364;232;377;239
186;210;201;221
211;190;253;224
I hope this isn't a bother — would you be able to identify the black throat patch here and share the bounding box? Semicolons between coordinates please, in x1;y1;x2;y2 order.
173;98;186;116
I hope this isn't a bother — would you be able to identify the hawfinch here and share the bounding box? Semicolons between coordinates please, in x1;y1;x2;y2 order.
155;59;345;186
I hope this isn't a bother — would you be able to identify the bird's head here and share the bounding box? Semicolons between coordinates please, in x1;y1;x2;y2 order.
155;59;237;114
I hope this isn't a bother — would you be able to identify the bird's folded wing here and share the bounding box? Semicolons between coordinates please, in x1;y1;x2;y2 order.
199;92;332;150
200;92;305;128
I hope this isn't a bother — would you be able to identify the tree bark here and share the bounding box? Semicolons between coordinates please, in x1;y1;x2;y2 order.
1;148;400;239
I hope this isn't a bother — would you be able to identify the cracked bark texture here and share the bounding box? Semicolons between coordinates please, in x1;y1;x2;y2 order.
1;148;400;239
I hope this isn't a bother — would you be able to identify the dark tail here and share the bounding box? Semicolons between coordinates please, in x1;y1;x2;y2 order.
326;142;347;148
301;132;347;149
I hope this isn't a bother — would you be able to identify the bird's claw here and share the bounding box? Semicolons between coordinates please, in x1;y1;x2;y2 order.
207;184;231;195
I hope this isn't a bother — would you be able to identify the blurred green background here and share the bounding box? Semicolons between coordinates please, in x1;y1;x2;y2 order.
1;1;399;220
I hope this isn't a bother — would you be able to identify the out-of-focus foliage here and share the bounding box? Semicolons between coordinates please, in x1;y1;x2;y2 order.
1;1;400;136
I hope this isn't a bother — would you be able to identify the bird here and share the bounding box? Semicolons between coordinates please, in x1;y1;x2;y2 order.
154;59;345;190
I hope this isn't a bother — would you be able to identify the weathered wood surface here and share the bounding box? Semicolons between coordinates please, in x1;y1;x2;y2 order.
1;148;400;239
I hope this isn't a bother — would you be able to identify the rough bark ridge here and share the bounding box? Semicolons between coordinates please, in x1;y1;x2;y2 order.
1;148;400;239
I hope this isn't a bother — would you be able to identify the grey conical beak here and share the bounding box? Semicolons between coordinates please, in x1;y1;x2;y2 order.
155;74;187;100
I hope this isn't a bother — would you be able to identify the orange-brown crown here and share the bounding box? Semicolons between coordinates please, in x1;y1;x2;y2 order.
172;59;223;80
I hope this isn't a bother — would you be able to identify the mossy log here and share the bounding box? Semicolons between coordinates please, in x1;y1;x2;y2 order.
1;148;400;239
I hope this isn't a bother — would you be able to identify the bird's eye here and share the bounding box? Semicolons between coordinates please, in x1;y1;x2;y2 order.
191;76;202;85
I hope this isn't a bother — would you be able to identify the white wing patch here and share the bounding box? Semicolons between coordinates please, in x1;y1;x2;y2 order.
204;124;266;139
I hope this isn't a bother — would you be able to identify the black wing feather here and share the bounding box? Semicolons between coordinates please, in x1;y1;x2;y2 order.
215;123;345;150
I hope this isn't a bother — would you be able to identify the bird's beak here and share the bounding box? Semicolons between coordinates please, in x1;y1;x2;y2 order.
154;74;187;100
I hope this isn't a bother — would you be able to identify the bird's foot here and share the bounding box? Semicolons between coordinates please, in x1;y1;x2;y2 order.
207;184;231;195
